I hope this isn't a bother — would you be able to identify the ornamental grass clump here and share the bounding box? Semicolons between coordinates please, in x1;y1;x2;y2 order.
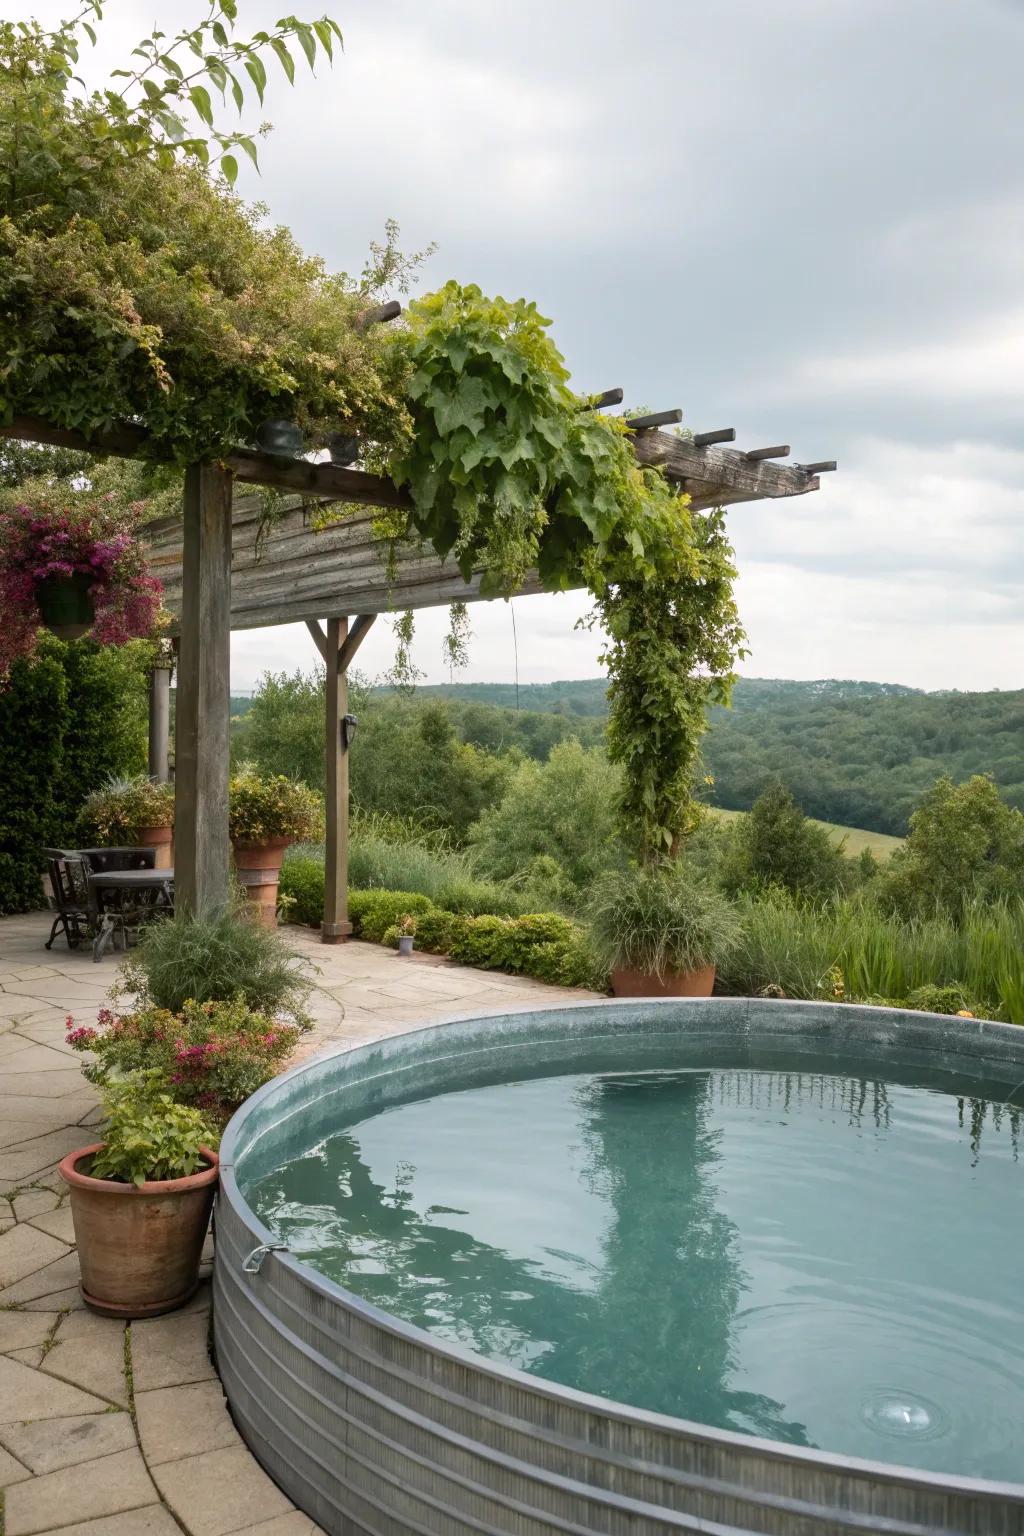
229;764;323;845
0;492;162;677
587;862;742;980
80;774;174;843
67;999;302;1128
119;907;313;1025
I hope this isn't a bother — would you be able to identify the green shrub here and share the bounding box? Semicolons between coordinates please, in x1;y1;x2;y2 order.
879;775;1024;920
356;891;435;944
502;912;577;970
434;877;531;917
448;915;515;969
88;1072;214;1186
229;764;323;844
119;909;313;1026
904;983;985;1016
278;855;326;927
521;931;608;992
414;908;466;954
469;741;621;892
0;636;149;912
718;783;851;900
67;996;303;1126
588;862;742;978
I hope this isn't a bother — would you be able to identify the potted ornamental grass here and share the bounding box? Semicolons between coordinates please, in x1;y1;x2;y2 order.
229;764;323;927
0;491;162;676
59;1070;217;1318
396;912;417;957
588;861;741;998
80;774;175;867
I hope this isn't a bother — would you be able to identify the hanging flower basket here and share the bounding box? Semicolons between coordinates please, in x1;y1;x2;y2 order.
36;572;96;639
0;492;162;678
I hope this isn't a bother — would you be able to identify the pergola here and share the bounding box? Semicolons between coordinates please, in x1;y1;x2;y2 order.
1;390;833;939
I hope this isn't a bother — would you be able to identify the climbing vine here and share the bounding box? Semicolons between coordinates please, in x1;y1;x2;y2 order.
384;283;747;858
2;8;746;860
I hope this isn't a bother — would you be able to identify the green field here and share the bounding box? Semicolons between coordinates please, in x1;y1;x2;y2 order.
707;807;903;860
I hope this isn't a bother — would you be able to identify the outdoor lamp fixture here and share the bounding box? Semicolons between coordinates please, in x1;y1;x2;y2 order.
255;418;305;457
327;430;361;466
341;713;358;751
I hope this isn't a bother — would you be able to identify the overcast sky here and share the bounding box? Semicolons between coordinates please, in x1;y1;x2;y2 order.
38;0;1024;691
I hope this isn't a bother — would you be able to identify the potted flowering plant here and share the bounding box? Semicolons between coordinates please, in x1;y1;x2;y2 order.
80;775;175;867
229;764;323;927
0;491;162;676
396;913;417;956
58;1070;217;1318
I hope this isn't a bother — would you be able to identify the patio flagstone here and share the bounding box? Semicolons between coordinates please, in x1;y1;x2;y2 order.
0;909;597;1533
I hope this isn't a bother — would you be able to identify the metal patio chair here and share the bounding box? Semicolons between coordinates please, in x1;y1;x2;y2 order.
43;850;97;951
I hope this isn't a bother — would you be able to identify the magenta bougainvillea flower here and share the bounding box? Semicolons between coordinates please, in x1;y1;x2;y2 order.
0;491;162;677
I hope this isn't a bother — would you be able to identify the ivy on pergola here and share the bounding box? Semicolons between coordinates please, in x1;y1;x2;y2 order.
0;379;829;935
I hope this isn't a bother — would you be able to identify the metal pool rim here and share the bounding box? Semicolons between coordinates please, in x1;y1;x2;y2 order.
214;997;1024;1535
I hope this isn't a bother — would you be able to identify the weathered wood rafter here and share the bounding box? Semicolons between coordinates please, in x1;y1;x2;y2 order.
4;410;829;631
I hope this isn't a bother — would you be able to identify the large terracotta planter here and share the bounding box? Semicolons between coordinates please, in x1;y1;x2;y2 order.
59;1144;218;1319
138;822;173;870
37;572;95;639
611;963;716;998
232;836;292;928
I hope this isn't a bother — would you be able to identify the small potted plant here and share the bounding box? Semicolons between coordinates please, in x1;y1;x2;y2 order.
396;913;416;956
80;775;175;867
0;491;162;677
587;861;741;997
229;764;323;927
58;1070;218;1318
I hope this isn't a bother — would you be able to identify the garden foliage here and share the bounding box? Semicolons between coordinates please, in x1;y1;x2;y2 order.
87;1072;214;1186
0;637;149;912
69;999;302;1127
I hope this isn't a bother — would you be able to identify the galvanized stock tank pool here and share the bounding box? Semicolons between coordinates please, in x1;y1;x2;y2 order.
213;999;1024;1535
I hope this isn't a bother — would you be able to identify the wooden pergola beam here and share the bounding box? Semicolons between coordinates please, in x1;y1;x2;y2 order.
2;412;822;509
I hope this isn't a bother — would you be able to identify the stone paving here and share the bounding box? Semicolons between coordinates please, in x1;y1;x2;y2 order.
0;911;597;1535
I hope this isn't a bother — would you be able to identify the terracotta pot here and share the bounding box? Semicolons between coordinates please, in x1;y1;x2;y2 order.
138;823;173;870
36;572;95;640
611;963;716;998
59;1144;218;1319
232;836;292;928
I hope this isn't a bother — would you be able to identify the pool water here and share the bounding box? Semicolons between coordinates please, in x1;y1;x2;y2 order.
245;1065;1024;1480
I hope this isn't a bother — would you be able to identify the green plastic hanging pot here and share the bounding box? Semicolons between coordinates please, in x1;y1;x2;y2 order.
36;572;95;639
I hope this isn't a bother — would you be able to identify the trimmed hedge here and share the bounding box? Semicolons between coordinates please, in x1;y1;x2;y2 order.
0;637;150;914
277;859;608;991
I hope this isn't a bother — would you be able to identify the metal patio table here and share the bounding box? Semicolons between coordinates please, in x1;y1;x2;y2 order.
87;867;174;961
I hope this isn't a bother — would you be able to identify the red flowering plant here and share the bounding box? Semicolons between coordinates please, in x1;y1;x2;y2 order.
65;997;302;1129
0;490;162;677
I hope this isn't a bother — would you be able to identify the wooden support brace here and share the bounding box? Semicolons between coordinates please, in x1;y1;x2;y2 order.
175;463;233;917
338;613;376;673
323;616;350;942
304;618;328;662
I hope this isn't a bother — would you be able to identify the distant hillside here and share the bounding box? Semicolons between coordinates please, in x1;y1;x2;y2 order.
392;677;1024;835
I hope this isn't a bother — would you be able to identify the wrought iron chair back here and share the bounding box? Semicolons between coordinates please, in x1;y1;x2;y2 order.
43;850;97;951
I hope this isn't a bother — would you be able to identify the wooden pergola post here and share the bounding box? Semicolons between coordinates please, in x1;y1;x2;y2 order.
306;613;376;943
147;653;172;783
323;616;351;943
175;463;233;917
